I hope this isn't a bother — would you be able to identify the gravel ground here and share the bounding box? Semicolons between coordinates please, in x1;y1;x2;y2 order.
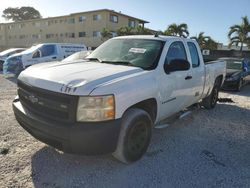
0;73;250;188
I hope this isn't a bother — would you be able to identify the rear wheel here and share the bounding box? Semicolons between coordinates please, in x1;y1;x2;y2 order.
112;108;153;164
202;85;219;109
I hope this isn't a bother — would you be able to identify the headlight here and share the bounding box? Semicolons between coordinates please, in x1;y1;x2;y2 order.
77;95;115;122
3;56;23;75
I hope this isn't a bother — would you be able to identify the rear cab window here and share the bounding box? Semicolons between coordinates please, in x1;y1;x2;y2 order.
187;42;200;68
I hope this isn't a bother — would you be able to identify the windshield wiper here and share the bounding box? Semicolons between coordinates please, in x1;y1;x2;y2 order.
86;57;102;62
101;61;135;67
86;58;135;67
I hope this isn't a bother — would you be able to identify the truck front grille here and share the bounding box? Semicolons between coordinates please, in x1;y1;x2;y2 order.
17;81;78;123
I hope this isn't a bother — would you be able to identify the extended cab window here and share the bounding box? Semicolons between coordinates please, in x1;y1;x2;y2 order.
165;41;187;64
40;45;56;57
187;42;200;67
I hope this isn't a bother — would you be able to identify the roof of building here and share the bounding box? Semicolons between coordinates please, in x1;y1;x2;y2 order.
71;9;149;23
0;9;149;25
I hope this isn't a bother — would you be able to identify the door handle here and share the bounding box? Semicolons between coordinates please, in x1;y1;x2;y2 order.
185;76;192;80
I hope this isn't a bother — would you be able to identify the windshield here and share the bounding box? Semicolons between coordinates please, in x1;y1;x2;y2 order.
87;39;165;70
21;44;41;54
0;49;18;56
226;60;242;70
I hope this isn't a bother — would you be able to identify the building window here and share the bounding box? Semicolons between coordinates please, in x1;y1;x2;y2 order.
54;20;58;24
60;33;64;37
19;23;25;29
68;18;75;24
69;33;75;38
128;20;136;28
93;31;101;37
93;14;101;21
48;20;54;26
8;25;14;30
46;34;54;39
19;35;25;39
79;32;86;37
60;19;63;23
110;14;118;23
79;16;86;22
32;34;39;39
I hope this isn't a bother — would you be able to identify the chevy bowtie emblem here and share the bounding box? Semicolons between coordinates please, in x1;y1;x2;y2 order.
28;95;38;103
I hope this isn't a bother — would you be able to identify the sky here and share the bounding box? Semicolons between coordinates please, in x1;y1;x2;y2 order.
0;0;250;44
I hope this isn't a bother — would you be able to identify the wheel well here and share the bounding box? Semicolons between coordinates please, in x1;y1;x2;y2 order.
215;75;223;88
128;98;157;122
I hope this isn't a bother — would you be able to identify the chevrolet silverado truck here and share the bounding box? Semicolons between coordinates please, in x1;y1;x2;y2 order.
13;35;226;163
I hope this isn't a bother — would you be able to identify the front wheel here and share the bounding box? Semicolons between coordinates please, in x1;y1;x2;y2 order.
112;108;153;164
201;86;219;109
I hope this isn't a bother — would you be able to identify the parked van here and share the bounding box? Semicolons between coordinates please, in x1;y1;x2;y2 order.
3;43;87;75
0;48;26;70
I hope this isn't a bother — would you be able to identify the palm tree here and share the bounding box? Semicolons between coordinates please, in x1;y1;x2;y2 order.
191;32;211;49
164;23;189;38
205;38;218;50
101;28;112;41
228;16;250;52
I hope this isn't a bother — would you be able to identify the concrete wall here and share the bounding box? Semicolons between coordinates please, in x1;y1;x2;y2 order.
203;50;250;62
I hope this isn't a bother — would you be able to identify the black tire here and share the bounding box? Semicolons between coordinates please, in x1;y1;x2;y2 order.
201;85;219;109
236;79;243;92
112;108;153;164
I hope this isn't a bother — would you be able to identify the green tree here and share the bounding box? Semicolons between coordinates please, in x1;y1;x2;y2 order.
164;23;189;38
117;27;134;36
228;16;250;52
135;26;153;35
2;7;42;22
101;28;112;41
191;32;217;49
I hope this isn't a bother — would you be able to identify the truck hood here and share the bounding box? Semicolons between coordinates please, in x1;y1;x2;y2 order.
18;61;143;95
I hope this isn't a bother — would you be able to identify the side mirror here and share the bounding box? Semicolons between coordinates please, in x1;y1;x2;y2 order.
164;59;190;74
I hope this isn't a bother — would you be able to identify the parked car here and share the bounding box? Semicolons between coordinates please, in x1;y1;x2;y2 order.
3;43;87;76
0;48;26;70
221;57;250;91
13;35;226;163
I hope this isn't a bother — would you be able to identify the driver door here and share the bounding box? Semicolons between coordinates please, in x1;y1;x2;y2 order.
159;41;193;120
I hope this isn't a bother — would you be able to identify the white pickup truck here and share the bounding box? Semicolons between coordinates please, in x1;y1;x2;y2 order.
13;35;226;163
